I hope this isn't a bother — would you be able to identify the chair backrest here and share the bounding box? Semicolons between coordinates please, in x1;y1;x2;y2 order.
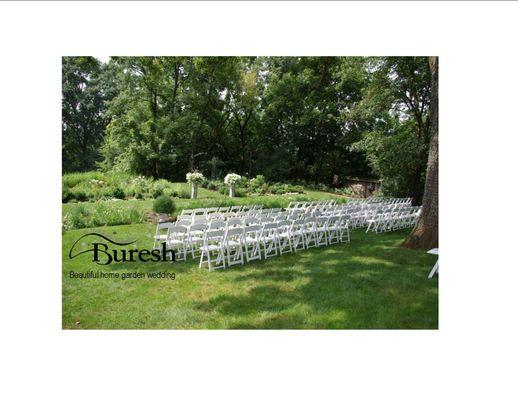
208;212;223;220
316;216;329;227
181;209;194;216
244;225;262;235
192;217;208;225
209;220;226;230
230;205;242;212
169;225;187;236
157;221;175;230
189;223;208;234
327;216;340;227
226;218;243;227
177;215;192;222
262;222;278;236
218;206;230;213
175;220;191;227
244;217;260;226
203;229;225;246
224;227;244;242
276;220;291;233
303;217;317;229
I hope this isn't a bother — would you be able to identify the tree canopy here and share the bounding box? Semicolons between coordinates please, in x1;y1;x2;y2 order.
62;56;432;203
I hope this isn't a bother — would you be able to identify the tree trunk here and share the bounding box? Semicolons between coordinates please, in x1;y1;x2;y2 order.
401;56;439;250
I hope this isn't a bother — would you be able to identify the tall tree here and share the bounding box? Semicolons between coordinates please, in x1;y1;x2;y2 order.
62;56;106;172
350;57;431;203
402;56;439;249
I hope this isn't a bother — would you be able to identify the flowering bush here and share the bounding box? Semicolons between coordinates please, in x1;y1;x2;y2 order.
224;173;242;186
186;172;205;184
131;175;147;186
89;179;106;188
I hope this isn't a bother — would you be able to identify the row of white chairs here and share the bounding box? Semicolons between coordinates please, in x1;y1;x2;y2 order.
180;204;264;217
160;216;350;271
175;208;284;226
287;200;337;209
366;207;421;233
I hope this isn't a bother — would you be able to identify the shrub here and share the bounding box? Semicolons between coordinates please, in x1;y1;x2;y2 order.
234;188;246;197
334;187;353;196
71;188;88;202
177;190;191;199
62;188;73;203
113;187;125;199
153;195;175;214
152;187;163;198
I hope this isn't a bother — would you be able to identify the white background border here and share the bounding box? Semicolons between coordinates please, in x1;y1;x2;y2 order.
1;1;517;399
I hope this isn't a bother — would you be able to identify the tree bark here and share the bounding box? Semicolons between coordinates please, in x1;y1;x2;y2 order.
401;56;439;249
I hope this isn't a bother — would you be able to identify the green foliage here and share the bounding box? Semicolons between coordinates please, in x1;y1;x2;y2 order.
62;57;114;172
62;201;145;231
64;56;432;204
152;195;175;214
351;121;427;199
334;187;353;196
62;171;181;202
112;187;125;199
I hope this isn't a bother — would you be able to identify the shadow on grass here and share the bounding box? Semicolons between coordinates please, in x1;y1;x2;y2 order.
192;230;438;329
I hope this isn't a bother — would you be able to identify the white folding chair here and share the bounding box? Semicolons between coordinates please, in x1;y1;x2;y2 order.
303;217;318;249
153;221;174;249
167;225;188;261
338;216;350;243
315;216;329;247
290;220;305;252
326;216;340;245
224;227;245;267
187;223;207;259
243;225;262;262
277;221;293;255
261;222;279;259
199;230;226;271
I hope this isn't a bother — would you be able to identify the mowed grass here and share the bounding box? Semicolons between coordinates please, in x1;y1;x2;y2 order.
62;224;438;329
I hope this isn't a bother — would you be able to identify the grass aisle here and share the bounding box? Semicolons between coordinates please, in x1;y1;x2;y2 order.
62;225;438;329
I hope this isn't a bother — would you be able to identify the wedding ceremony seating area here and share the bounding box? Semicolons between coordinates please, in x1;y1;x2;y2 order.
153;197;421;271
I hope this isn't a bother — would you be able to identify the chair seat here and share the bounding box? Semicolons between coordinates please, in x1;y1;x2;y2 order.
201;244;222;251
262;235;276;242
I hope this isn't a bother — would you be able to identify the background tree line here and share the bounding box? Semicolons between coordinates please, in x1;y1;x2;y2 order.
62;56;432;203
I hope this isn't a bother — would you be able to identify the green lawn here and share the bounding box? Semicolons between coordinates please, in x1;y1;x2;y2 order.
62;223;438;329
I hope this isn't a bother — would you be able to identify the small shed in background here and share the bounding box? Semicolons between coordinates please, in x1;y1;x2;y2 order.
344;176;381;198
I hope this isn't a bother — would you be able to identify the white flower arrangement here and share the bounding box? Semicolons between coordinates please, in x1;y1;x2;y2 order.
132;176;147;186
224;173;242;186
186;171;205;184
89;179;106;187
